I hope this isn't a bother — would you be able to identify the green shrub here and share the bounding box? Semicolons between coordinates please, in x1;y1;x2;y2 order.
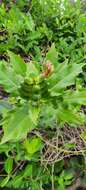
0;0;86;189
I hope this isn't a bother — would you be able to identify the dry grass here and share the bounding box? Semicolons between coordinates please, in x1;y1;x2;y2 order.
33;125;86;165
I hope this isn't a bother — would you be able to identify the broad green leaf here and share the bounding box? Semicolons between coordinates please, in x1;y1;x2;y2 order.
48;62;85;94
0;144;10;153
64;89;86;105
4;157;13;174
64;172;73;181
23;164;33;177
26;61;40;79
46;43;58;66
29;104;40;125
1;105;40;143
65;180;73;186
8;51;26;77
58;185;65;190
0;176;10;187
57;106;85;125
40;104;57;127
24;137;42;155
0;100;12;114
11;175;23;189
0;143;15;154
76;15;86;35
0;61;19;94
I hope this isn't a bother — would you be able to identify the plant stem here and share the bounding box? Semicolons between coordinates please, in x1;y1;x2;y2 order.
52;164;55;190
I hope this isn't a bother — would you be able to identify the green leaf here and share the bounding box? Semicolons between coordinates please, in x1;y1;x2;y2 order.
1;105;40;143
8;51;26;77
0;176;10;187
58;185;65;190
24;137;42;155
32;181;40;190
24;13;35;31
64;89;86;105
0;61;19;94
0;144;10;153
23;164;33;177
64;171;73;181
26;61;40;78
64;143;76;149
11;174;23;189
4;157;13;174
57;106;85;125
0;100;12;114
46;43;58;66
29;105;40;125
48;62;85;94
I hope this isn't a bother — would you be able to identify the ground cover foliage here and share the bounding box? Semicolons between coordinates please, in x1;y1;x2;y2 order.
0;0;86;189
